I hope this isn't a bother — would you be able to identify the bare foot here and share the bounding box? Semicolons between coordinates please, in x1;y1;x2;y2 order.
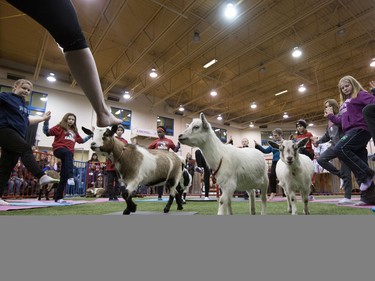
96;112;123;127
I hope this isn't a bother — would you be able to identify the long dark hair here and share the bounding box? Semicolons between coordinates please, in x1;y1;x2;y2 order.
59;113;78;132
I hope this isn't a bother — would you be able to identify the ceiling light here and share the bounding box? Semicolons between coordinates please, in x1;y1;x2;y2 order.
203;59;218;68
370;58;375;67
336;23;346;36
275;90;288;96
217;115;223;121
149;68;158;78
178;105;185;112
283;112;288;118
123;91;130;99
309;123;314;127
46;73;56;82
298;84;306;93
249;122;254;128
292;47;302;58
250;102;257;109
210;90;217;97
224;3;237;19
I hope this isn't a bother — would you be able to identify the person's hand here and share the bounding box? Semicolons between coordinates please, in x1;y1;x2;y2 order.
325;106;333;116
253;140;259;146
43;111;51;121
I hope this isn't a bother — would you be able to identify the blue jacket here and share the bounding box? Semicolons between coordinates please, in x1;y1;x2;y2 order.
0;92;29;138
255;144;280;162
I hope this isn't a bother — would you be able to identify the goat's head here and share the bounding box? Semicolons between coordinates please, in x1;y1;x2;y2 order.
268;138;308;165
82;125;118;155
178;113;212;147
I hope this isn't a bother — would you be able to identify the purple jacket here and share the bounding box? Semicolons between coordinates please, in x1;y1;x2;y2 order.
328;91;375;133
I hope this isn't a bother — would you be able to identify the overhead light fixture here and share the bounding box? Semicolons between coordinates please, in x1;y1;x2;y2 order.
217;114;223;121
309;123;314;127
193;30;200;43
210;90;217;97
298;84;306;93
224;3;237;19
336;23;346;36
292;47;302;58
249;122;254;128
203;59;218;68
123;91;130;99
283;112;289;118
275;90;288;96
178;105;185;112
250;102;257;109
370;58;375;67
46;73;56;82
149;68;158;78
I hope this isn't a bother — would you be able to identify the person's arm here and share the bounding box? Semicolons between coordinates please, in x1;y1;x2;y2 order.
29;111;51;125
370;81;375;95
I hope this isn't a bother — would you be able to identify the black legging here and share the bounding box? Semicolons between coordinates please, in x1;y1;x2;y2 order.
7;0;87;52
0;128;45;197
195;150;210;197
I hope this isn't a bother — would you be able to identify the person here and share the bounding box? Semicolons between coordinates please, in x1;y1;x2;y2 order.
183;152;196;202
43;113;92;203
0;79;60;206
148;125;179;200
363;81;375;161
105;125;128;201
239;138;251;200
315;99;353;204
254;129;284;201
6;0;122;127
327;75;375;206
195;149;211;200
88;153;99;164
291;119;315;160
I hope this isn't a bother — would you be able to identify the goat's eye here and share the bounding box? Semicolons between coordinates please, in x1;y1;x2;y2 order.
193;125;200;130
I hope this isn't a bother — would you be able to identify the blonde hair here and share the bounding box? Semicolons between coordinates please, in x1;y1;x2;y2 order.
59;113;78;132
12;79;32;92
323;99;339;115
338;75;365;104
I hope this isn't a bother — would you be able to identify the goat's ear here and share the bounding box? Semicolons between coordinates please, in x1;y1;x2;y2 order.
82;127;93;136
200;112;210;130
296;137;309;148
268;140;279;150
110;125;118;135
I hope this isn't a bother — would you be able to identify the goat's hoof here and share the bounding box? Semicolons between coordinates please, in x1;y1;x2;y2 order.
163;208;170;213
123;209;131;215
251;211;256;215
177;205;183;210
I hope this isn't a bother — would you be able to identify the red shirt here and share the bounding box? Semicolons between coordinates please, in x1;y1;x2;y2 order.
296;131;314;155
48;125;83;154
148;137;176;151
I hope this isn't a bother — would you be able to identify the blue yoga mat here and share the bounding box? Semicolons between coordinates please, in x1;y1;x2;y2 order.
8;201;73;206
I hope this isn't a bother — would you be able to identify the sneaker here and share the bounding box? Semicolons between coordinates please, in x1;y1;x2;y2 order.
67;178;75;185
338;198;352;204
360;177;374;191
204;197;210;200
39;175;60;186
55;199;67;204
0;199;10;206
112;198;119;201
354;200;368;206
308;195;315;201
158;197;163;201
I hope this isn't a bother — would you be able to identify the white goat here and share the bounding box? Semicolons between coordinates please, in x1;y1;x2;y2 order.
178;113;269;215
268;139;314;215
83;126;185;215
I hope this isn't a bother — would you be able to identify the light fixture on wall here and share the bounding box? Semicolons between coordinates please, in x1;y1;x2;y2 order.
40;96;48;102
370;58;375;67
217;114;223;120
123;90;130;99
46;73;56;82
292;47;302;58
250;102;257;109
210;90;218;97
298;84;306;93
178;105;185;112
149;68;158;78
283;112;289;118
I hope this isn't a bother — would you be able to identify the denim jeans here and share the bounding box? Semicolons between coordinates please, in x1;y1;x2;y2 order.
333;129;373;184
317;146;353;199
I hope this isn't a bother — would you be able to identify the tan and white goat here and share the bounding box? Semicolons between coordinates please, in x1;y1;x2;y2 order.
268;138;314;215
83;126;185;215
178;113;269;215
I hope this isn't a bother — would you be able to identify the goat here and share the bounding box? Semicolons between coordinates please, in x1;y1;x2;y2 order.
82;126;184;215
268;138;314;215
178;113;269;215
